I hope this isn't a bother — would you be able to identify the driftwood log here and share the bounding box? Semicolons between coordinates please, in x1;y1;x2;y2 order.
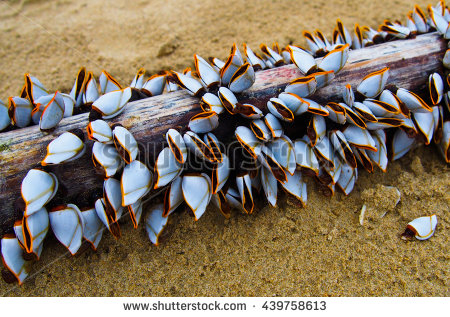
0;32;446;235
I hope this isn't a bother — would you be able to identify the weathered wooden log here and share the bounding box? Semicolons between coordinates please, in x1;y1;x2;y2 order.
0;32;446;235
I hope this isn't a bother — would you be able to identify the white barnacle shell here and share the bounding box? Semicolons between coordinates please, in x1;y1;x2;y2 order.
92;87;132;119
153;147;183;189
356;67;389;98
188;111;219;133
236;173;254;214
257;145;287;184
342;125;377;152
278;92;309;116
121;160;152;206
379;23;411;39
238;103;263;119
367;130;388;172
203;133;222;163
130;68;145;89
41;131;85;165
396;88;432;113
218;87;238;114
145;203;169;245
294;138;319;176
250;119;272;142
402;215;438;241
325;102;347;125
103;178;123;220
260;166;278;207
166;128;187;164
428;5;450;39
1;235;31;285
307;114;326;146
260;43;284;67
353;101;379;122
170;71;204;97
284;76;317;98
182;173;212;221
99;70;122;95
220;43;244;85
194;54;221;89
342;84;354;107
83;72;100;104
266;135;296;175
80;207;104;250
339;102;366;129
112;125;138;164
128;199;144;229
163;176;184;217
87;119;113;144
49;204;84;255
92;142;122;178
21;207;49;258
211;153;230;194
60;93;75;118
336;163;358;195
34;91;65;131
281;170;307;206
318;44;349;74
440;121;450;163
412;111;435;145
69;67;87;107
329;130;357;168
141;73;166;97
267;97;294;122
243;43;266;70
0;98;11;131
229;62;255;93
443;49;450;69
94;198;121;239
306;98;329;116
287;45;317;74
24;74;48;104
201;93;224;114
428;73;444;106
264;113;283;139
8;96;32;128
309;70;335;88
235;126;262;158
21;169;58;217
183;131;216;163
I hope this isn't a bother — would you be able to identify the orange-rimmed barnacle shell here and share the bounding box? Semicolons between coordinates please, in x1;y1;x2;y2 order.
21;169;59;217
236;172;254;214
181;173;212;221
79;207;104;250
8;96;32;128
69;67;87;107
145;203;169;245
284;76;317;98
41;131;85;165
318;44;349;74
153;147;183;189
163;176;184;217
112;125;138;164
356;67;389;98
287;45;317;75
188;111;219;134
121;160;152;207
1;234;32;285
183;131;216;163
229;62;255;93
49;204;84;255
99;69;122;94
194;54;220;90
91;87;132;120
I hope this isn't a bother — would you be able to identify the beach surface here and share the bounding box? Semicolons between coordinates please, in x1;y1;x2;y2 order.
0;0;449;296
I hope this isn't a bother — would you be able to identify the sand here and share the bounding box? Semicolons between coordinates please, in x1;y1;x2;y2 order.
0;0;449;296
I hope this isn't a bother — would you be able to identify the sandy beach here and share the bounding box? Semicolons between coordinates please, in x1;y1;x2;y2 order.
0;0;449;296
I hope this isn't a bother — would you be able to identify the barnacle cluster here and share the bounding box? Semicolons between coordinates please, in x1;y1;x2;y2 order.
1;2;449;285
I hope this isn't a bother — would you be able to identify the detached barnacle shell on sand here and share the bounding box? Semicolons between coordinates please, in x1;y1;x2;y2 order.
401;215;438;241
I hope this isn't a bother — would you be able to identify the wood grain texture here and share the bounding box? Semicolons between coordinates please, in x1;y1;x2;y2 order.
0;32;446;235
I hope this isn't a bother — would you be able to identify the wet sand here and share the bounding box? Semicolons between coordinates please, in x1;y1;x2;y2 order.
0;0;449;296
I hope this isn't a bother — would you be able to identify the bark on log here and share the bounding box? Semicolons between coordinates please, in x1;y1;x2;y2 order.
0;32;446;235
